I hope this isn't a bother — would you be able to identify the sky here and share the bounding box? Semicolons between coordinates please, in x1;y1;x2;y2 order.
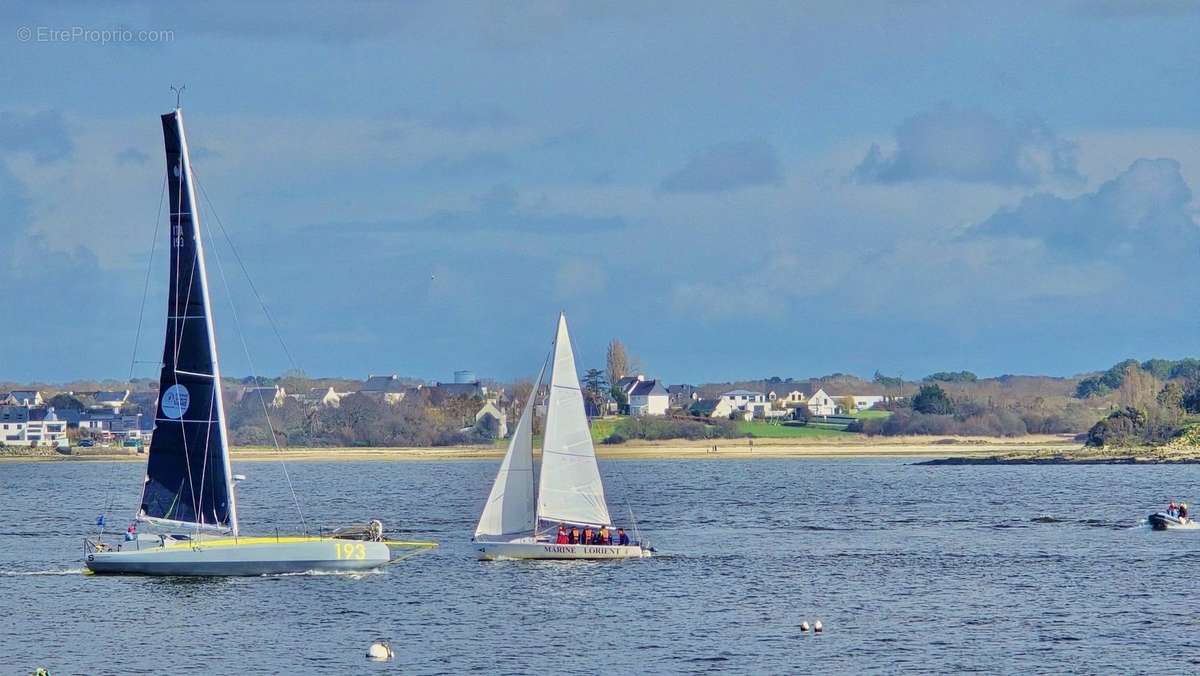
2;1;1200;385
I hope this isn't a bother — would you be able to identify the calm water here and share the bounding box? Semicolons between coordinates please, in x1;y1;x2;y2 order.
1;458;1197;674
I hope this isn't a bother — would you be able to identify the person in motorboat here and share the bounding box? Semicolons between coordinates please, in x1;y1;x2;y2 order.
1180;503;1190;523
617;528;629;546
556;524;569;544
1168;500;1178;517
124;522;137;541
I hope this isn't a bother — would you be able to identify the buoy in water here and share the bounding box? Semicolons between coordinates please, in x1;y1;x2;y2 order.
366;640;394;661
799;621;810;633
813;620;823;633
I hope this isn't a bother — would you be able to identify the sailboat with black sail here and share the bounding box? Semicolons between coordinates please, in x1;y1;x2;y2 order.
84;106;435;575
473;312;650;560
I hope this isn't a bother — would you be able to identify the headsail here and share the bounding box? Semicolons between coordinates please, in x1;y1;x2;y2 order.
137;109;238;534
474;361;546;540
536;313;612;527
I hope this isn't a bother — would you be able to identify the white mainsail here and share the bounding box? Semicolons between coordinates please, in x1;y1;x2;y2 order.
474;361;545;540
536;313;612;527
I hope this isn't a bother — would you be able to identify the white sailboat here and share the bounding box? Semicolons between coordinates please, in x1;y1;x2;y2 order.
84;105;436;575
474;313;651;560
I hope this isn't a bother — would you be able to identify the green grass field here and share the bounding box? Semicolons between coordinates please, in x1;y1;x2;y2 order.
851;410;892;420
734;420;850;438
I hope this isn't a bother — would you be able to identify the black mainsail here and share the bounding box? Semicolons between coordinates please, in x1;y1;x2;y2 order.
137;109;238;534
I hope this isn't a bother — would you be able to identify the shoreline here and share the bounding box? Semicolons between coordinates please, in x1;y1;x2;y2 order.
0;434;1082;463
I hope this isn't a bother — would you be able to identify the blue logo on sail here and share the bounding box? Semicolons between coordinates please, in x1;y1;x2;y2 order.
162;384;190;419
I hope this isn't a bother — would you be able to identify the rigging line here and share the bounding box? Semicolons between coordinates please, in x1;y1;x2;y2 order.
194;175;299;371
98;173;165;533
197;175;307;534
128;174;168;381
570;328;639;532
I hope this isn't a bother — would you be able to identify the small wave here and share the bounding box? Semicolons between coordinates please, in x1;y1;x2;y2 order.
261;569;386;578
1029;516;1065;524
1;568;85;576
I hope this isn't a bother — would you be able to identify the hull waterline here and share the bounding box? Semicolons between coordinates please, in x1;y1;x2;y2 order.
84;536;431;576
477;540;650;561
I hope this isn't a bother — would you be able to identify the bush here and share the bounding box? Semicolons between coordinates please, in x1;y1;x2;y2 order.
603;433;627;445
912;384;954;415
608;416;740;442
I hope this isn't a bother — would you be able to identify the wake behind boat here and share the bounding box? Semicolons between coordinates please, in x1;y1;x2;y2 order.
473;313;651;561
85;106;435;576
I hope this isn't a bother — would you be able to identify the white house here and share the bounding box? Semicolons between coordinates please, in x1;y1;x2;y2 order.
299;386;341;408
92;390;130;413
238;386;287;408
628;379;669;416
806;388;837;416
0;406;68;447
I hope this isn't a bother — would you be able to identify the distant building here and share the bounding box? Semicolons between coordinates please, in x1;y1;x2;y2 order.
628;379;669;416
431;381;487;403
4;390;43;406
299;386;341;408
473;400;508;439
823;393;886;413
127;391;159;413
0;405;68;446
806;388;837;416
667;384;699;408
358;374;408;404
238;386;287;408
718;389;786;419
92;390;131;413
454;370;477;384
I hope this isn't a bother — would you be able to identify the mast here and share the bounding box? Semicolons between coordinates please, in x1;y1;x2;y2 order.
138;107;238;534
176;108;239;536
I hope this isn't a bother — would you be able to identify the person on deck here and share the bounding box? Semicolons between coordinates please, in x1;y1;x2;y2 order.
617;528;630;546
598;525;610;545
556;524;568;544
582;526;593;546
569;527;579;544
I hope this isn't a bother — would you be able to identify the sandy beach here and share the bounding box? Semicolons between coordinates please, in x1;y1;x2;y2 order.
0;434;1084;462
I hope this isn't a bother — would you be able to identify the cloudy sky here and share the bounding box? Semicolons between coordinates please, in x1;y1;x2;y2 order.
2;1;1200;384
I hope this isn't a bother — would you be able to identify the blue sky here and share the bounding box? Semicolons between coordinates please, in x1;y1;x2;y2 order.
2;1;1200;384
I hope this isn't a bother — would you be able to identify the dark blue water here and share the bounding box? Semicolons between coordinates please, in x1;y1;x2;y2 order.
2;458;1197;674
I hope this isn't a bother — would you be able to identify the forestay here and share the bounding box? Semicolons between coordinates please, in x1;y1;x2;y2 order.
536;313;612;527
475;361;546;540
137;109;238;534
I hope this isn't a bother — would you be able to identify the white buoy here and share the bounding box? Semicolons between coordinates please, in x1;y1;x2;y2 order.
813;620;823;633
366;640;393;661
799;621;810;633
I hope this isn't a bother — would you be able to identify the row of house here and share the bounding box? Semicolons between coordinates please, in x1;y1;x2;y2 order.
599;377;892;421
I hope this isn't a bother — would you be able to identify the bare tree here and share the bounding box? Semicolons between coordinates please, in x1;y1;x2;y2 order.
606;339;629;386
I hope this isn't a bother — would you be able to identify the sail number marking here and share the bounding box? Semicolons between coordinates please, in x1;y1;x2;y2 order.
335;542;367;560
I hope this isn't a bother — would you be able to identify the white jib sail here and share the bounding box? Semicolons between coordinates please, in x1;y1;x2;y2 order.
474;361;545;540
536;313;613;527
